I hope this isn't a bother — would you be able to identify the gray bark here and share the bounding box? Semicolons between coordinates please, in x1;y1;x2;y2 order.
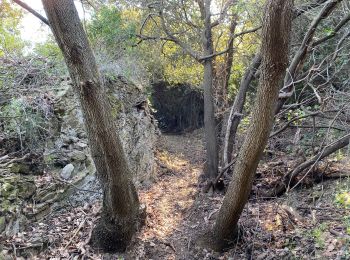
41;0;141;252
202;0;219;178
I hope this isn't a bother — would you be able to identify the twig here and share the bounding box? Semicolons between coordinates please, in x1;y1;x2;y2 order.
12;0;50;25
64;219;86;249
329;229;350;239
56;177;100;194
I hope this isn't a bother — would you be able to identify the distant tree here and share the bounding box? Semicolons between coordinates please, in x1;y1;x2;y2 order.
37;0;142;252
0;0;26;56
211;0;293;249
138;0;261;181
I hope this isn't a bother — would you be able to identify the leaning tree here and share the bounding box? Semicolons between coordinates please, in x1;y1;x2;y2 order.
211;0;294;249
13;0;144;252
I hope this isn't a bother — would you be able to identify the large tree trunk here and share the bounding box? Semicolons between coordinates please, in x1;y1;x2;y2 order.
212;0;293;249
42;0;141;252
202;0;219;179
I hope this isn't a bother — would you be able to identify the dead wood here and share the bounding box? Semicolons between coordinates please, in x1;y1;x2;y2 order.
263;133;350;197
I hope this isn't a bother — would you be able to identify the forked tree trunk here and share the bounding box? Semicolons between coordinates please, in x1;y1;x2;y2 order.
202;0;219;179
42;0;141;252
212;0;293;249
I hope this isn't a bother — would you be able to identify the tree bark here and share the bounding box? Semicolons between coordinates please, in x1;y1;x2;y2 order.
202;0;219;179
212;0;293;249
41;0;141;252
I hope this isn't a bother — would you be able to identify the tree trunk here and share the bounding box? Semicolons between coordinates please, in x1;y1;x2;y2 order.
42;0;142;252
275;0;341;114
212;0;293;249
202;0;219;179
222;54;262;166
214;19;236;117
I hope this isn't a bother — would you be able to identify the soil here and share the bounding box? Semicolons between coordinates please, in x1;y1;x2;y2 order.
1;130;350;259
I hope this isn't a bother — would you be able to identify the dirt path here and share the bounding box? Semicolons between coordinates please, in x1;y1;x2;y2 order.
128;131;205;259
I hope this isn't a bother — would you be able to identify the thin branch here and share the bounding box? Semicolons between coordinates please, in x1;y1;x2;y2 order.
12;0;50;26
211;0;236;28
312;12;350;47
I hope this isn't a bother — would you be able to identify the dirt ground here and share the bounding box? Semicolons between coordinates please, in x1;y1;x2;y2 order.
1;130;350;259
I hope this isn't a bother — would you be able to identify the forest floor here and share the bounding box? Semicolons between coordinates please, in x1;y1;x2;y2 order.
2;130;350;259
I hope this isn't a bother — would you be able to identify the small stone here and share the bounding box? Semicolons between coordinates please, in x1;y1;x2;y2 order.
75;142;87;150
69;150;87;161
0;250;12;260
60;164;74;179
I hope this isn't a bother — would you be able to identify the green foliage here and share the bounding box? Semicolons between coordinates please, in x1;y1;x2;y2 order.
34;39;63;61
335;191;350;209
0;0;26;55
0;97;54;151
88;5;137;55
311;223;328;249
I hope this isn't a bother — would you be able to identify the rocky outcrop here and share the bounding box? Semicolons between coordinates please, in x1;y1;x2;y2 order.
0;74;157;241
54;75;157;183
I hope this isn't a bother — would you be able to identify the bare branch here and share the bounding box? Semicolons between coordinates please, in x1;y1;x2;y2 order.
312;12;350;47
12;0;50;26
211;0;236;28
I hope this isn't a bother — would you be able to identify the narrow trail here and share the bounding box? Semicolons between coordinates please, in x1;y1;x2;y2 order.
128;131;206;259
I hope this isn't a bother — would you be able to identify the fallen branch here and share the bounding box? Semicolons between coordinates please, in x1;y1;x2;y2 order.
64;219;86;249
329;229;350;239
264;133;350;197
0;153;31;167
204;159;237;193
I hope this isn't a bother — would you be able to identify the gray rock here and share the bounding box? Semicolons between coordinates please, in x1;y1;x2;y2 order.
60;164;74;179
75;142;87;150
55;76;157;183
68;150;87;161
0;216;5;233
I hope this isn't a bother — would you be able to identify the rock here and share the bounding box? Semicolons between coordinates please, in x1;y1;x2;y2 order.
44;150;69;168
54;76;158;183
151;81;204;133
7;153;44;175
0;176;36;201
8;162;30;174
105;76;157;182
60;164;74;179
75;141;87;150
0;250;12;260
68;150;87;161
0;216;6;233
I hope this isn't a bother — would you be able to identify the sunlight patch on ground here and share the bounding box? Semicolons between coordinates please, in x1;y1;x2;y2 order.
139;151;201;240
